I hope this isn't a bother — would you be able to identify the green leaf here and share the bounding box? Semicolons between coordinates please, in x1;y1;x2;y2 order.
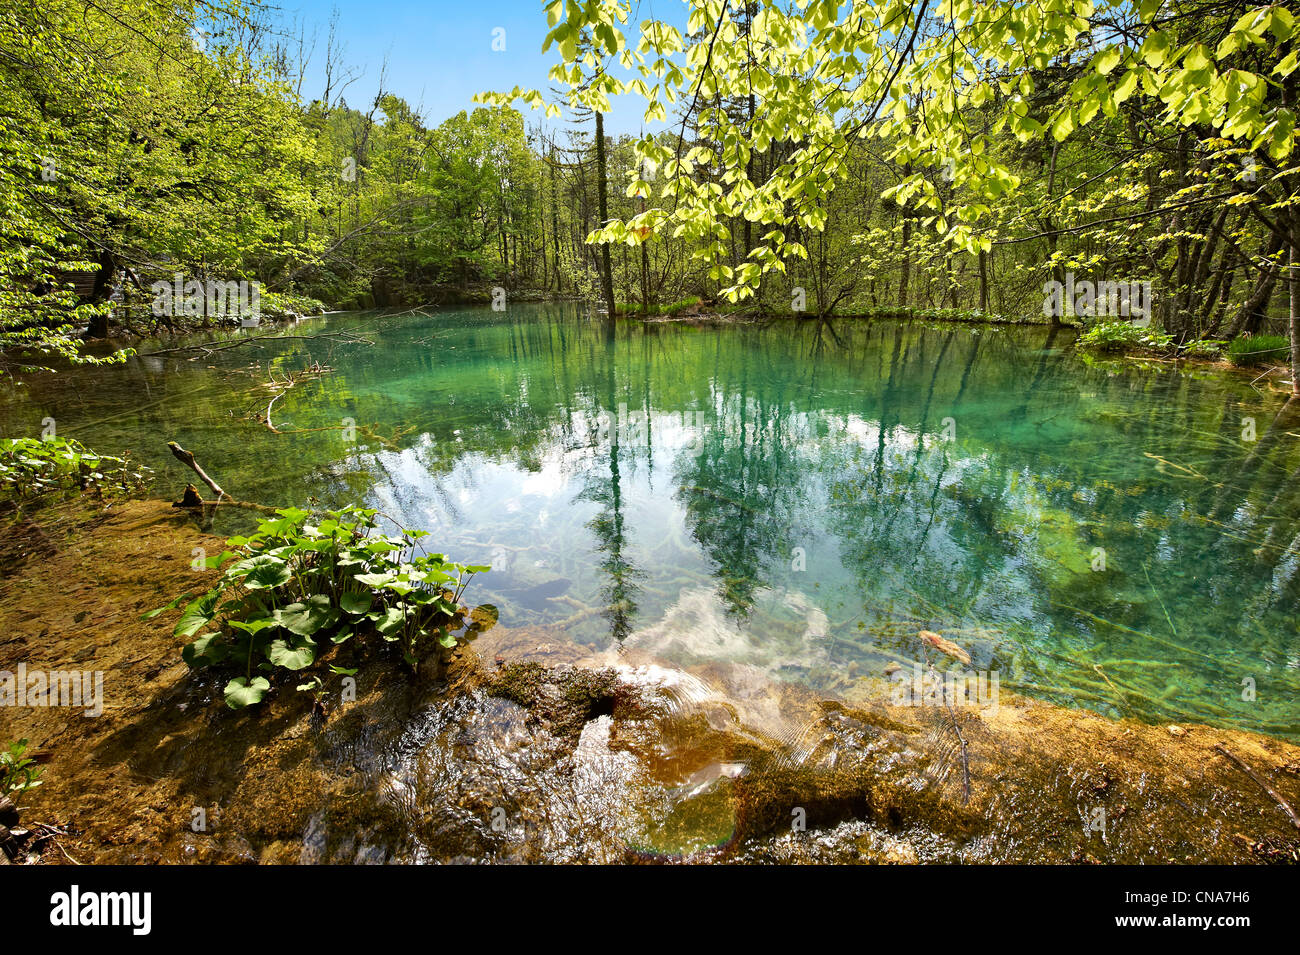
268;636;316;670
340;591;373;615
182;632;227;668
1094;47;1122;75
141;591;192;621
1050;108;1075;142
224;677;271;709
277;595;340;636
373;606;406;637
174;594;217;638
228;554;292;591
228;617;278;636
1183;44;1211;72
1114;69;1139;104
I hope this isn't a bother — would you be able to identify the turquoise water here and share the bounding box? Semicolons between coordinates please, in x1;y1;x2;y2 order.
4;304;1299;736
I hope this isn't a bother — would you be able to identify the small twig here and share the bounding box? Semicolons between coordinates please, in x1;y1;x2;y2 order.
30;823;82;864
935;664;971;805
1214;743;1300;831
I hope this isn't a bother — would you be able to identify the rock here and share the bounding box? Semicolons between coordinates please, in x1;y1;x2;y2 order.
1168;725;1187;737
917;630;972;666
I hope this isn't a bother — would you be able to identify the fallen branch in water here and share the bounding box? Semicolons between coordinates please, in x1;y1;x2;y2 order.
167;441;226;500
139;331;373;359
166;442;277;519
939;668;972;806
1214;743;1300;830
250;362;333;433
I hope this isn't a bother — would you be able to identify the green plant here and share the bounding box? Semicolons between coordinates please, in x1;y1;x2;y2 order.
1077;320;1175;353
615;296;702;317
150;505;487;709
846;305;1010;322
0;437;151;499
1181;339;1227;358
0;739;43;800
1227;334;1290;367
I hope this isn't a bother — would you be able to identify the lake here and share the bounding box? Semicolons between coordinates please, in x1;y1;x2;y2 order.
4;303;1298;737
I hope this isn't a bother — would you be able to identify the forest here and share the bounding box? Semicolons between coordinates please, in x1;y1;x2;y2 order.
2;0;1297;368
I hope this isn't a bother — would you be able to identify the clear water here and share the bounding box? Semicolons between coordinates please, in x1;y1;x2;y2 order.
5;304;1299;737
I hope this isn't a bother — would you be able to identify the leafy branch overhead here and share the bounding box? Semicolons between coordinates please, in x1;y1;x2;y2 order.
479;0;1300;302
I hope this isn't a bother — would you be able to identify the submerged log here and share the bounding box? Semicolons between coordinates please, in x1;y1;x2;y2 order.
918;629;972;666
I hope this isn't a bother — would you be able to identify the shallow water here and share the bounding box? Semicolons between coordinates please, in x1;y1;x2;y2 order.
4;304;1299;737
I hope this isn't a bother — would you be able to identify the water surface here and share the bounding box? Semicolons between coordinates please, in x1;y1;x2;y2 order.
5;304;1298;736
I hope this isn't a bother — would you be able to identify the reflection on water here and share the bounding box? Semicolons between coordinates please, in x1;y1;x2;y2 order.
4;304;1299;736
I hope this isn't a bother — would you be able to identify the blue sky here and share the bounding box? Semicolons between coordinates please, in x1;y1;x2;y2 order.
279;0;666;136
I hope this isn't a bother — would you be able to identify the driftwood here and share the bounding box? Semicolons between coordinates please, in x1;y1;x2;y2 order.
167;441;225;500
1214;743;1300;830
166;442;277;517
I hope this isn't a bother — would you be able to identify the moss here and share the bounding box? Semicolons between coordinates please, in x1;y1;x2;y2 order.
486;661;547;707
486;662;622;742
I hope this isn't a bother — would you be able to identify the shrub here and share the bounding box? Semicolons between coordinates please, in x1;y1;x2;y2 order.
260;289;326;321
151;505;487;709
616;296;702;316
1227;334;1290;367
0;437;151;499
1077;320;1174;353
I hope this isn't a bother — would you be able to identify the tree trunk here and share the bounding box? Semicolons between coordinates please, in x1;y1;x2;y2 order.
1290;213;1299;396
595;110;615;321
978;248;989;312
899;217;911;308
85;246;117;338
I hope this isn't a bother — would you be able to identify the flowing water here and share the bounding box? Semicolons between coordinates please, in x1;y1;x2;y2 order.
5;304;1299;738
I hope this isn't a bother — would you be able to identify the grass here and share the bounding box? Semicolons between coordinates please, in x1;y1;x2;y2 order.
1227;334;1290;367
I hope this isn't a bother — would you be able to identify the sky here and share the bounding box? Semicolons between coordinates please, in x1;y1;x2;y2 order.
278;0;669;136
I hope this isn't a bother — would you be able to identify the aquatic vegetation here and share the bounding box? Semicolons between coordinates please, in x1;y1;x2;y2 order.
1228;334;1290;367
0;437;151;499
0;738;42;800
152;505;487;708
